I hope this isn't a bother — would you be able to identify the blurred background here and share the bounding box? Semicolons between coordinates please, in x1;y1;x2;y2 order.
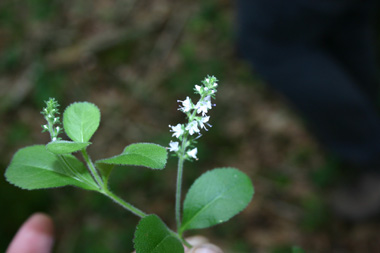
1;0;380;252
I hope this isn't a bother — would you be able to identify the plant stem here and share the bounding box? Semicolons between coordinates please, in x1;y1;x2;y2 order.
80;149;146;218
81;149;104;189
175;91;210;234
181;238;192;249
102;189;147;218
170;230;192;249
175;149;186;231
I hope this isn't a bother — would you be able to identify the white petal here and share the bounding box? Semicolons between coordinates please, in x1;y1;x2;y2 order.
187;148;198;159
169;141;179;152
170;124;184;138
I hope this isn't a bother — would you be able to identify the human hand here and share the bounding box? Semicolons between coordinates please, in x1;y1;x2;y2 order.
7;213;54;253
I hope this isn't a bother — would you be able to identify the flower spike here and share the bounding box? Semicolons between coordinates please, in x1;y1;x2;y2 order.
41;98;62;141
168;75;218;161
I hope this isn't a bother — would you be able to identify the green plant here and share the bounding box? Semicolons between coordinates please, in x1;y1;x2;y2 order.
5;76;254;252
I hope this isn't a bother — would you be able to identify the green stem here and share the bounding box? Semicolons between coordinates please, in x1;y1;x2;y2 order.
175;146;186;231
181;237;192;249
102;189;147;218
170;230;191;249
175;92;209;234
81;149;104;189
47;118;55;141
80;149;146;218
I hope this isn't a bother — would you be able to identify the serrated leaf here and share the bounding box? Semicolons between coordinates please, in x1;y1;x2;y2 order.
134;215;184;253
96;143;168;170
5;145;98;190
63;102;100;142
180;168;254;233
46;140;91;154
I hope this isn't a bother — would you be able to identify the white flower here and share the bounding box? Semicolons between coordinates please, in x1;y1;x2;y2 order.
198;116;210;130
169;141;179;152
187;148;198;159
169;124;184;138
186;121;200;135
178;96;193;113
195;96;212;116
195;85;202;93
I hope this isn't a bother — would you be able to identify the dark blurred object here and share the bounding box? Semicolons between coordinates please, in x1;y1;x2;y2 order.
330;172;380;220
236;0;380;219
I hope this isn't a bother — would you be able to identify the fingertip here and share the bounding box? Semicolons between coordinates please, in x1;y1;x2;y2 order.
27;213;54;236
7;213;55;253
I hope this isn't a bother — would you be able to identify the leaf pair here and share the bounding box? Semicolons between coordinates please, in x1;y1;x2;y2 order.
134;168;254;253
5;102;168;191
5;102;101;190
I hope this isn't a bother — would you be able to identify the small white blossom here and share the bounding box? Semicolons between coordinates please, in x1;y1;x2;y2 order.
198;116;210;130
169;124;184;138
169;141;179;152
178;96;193;113
195;96;212;116
195;85;202;93
187;148;198;159
186;121;200;135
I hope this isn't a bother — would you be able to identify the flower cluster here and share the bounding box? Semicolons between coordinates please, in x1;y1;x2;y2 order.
41;98;62;142
168;76;218;160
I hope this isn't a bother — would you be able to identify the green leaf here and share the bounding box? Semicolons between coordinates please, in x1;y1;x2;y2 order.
180;168;254;233
96;143;168;170
5;145;98;190
46;140;91;154
63;102;100;142
134;215;184;253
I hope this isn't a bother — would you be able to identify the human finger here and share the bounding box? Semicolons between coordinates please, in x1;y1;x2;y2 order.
7;213;54;253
